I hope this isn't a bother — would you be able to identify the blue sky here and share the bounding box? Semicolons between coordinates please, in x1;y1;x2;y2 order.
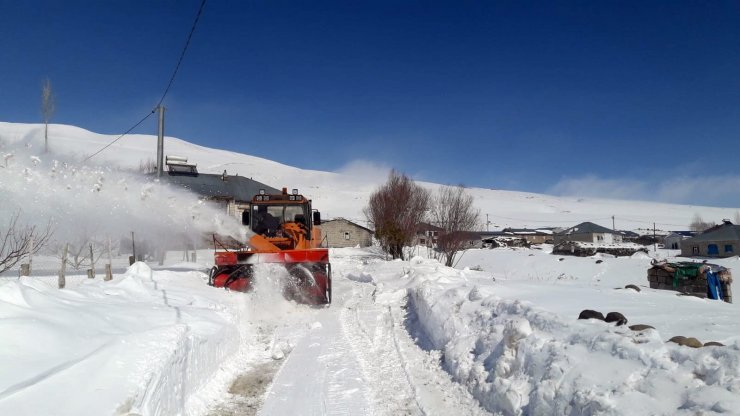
2;1;740;206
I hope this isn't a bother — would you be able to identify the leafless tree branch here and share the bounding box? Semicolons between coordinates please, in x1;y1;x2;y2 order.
0;211;54;274
429;185;480;267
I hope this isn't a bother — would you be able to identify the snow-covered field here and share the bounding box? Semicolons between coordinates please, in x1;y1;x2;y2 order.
1;122;739;415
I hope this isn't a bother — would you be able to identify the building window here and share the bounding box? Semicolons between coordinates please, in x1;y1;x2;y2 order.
420;238;426;245
725;244;733;253
708;244;719;255
692;246;699;254
344;232;350;240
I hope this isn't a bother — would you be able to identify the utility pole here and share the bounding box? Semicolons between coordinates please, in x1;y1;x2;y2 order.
157;106;165;177
653;222;656;252
486;214;490;232
612;215;615;231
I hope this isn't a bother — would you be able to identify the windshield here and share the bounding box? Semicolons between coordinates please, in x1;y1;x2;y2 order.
251;204;308;235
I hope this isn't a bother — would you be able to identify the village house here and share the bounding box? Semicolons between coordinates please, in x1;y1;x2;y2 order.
319;218;373;248
415;222;444;248
157;156;279;220
618;230;640;243
553;222;623;245
664;231;695;250
501;227;554;244
680;220;740;258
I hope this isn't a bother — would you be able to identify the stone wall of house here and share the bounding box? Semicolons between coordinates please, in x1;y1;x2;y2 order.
647;266;732;303
320;219;373;248
680;239;738;258
521;235;551;244
552;242;646;257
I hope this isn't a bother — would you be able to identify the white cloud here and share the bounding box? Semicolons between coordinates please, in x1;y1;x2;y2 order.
333;159;391;183
548;175;651;201
548;174;740;207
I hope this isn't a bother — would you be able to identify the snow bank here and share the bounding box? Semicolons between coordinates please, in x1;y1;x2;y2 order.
0;263;246;415
400;256;740;415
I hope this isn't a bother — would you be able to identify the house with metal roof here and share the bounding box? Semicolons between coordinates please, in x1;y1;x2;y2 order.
680;221;740;258
553;222;623;245
156;156;279;220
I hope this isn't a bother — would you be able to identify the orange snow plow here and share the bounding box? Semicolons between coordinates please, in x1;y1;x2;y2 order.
208;187;331;304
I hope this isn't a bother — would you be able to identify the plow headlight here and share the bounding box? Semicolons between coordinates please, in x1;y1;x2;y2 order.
259;189;266;195
292;189;299;195
289;195;296;201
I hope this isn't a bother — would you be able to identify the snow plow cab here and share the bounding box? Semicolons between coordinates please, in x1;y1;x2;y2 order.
209;187;331;304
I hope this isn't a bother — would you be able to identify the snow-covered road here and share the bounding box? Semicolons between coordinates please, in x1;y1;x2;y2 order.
210;249;488;416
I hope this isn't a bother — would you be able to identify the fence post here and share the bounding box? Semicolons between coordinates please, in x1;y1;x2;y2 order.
19;263;30;277
89;243;95;279
105;237;113;281
28;235;34;275
58;243;68;289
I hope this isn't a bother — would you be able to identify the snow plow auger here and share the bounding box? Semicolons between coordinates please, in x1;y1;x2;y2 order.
208;187;331;305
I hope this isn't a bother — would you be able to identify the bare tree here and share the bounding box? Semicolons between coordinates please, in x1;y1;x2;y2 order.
0;211;54;273
139;158;158;174
364;170;430;260
41;78;55;153
54;233;111;271
689;213;716;232
429;185;480;267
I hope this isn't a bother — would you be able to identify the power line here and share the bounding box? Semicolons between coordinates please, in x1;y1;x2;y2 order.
83;0;207;163
82;112;154;162
155;0;207;110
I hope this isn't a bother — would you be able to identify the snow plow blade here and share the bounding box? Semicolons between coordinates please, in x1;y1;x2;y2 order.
209;248;332;305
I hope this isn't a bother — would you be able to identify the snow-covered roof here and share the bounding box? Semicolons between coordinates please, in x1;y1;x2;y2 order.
558;221;617;236
159;172;279;202
687;222;740;243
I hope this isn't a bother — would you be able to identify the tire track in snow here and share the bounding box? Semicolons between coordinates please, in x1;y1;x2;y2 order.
340;284;491;416
341;287;422;415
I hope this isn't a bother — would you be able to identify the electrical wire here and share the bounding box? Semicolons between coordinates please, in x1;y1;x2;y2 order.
82;112;154;162
155;0;207;110
83;0;207;163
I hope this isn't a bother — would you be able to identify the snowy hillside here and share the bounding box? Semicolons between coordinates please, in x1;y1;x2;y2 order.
1;121;736;231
